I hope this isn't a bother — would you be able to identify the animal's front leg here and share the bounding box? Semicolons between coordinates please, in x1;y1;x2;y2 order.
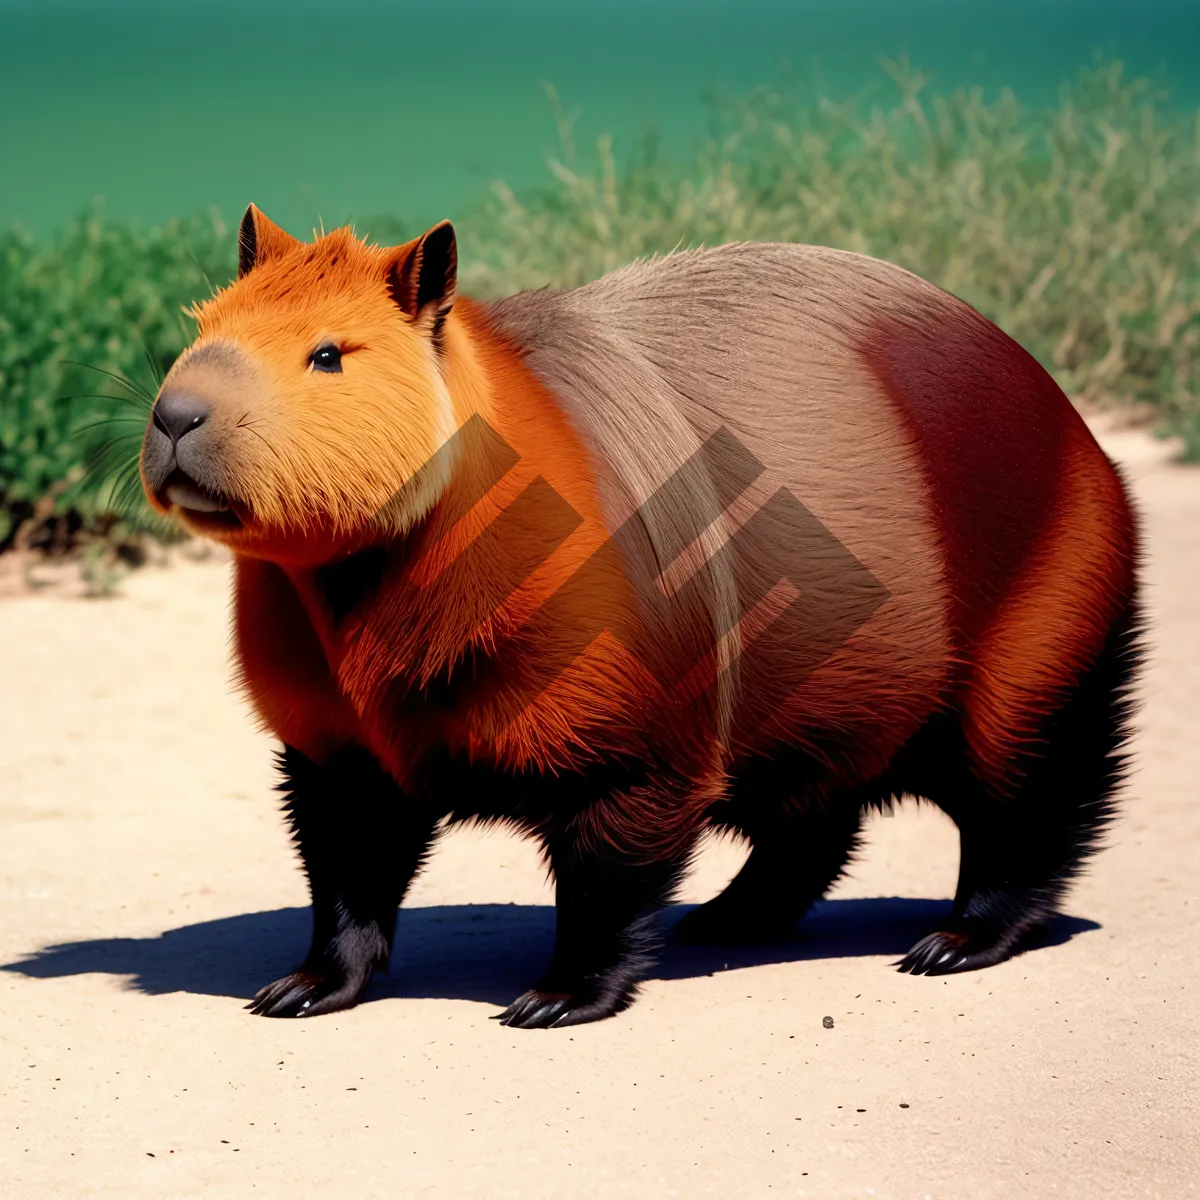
498;797;697;1030
249;744;440;1017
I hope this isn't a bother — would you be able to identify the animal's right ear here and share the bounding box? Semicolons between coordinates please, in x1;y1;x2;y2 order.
386;220;457;345
237;204;301;278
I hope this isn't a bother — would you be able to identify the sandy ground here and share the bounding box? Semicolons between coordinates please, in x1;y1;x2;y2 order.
0;420;1197;1199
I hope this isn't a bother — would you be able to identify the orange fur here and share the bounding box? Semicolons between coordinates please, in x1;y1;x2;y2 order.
306;299;664;785
156;227;459;560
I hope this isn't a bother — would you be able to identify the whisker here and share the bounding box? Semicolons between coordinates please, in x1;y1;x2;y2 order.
62;361;156;404
110;464;153;519
55;392;153;411
142;343;166;388
69;416;147;439
79;430;144;470
79;452;140;489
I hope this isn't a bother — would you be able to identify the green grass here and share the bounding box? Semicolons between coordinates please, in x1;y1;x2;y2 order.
2;60;1197;549
0;211;233;547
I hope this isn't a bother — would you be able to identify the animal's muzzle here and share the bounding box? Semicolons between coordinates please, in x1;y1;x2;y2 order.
142;390;234;517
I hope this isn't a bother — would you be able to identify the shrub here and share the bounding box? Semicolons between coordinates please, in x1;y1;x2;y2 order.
0;210;232;547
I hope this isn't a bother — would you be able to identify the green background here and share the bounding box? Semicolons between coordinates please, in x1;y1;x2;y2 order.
2;0;1195;237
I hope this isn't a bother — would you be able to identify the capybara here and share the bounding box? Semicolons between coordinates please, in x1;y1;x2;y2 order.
139;205;1140;1027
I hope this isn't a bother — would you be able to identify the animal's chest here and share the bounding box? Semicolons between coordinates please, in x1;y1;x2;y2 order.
232;557;371;763
231;552;660;786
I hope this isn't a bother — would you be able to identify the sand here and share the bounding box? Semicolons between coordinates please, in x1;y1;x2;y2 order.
1;420;1196;1199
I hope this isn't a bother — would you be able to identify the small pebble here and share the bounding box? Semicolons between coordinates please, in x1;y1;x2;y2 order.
822;1015;834;1029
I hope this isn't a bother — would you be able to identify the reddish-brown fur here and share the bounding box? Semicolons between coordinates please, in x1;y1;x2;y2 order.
862;301;1138;791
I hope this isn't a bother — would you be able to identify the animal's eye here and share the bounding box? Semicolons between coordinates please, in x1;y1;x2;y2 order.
309;344;343;374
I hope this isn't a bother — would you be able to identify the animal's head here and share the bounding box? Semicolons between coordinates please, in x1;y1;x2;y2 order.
140;205;460;563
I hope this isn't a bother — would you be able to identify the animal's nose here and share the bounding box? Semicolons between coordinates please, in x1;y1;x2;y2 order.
152;391;211;444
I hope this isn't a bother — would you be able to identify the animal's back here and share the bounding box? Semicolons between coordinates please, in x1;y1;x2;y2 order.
485;242;1136;785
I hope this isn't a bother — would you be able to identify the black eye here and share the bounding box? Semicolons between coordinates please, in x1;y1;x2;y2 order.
309;344;343;373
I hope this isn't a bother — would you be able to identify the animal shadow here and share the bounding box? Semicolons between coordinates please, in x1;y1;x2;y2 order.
1;898;1098;1009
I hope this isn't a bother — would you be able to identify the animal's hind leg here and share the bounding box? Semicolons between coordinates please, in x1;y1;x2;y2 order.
673;799;864;945
901;607;1140;976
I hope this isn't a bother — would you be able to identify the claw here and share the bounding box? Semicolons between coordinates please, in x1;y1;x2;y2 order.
248;967;368;1018
497;990;570;1028
899;928;1002;976
495;988;622;1030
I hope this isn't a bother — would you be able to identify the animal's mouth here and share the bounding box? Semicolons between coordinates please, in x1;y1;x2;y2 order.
159;468;245;530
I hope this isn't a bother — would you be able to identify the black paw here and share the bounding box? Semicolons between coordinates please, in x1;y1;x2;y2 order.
247;966;370;1017
672;900;795;945
493;986;630;1029
898;925;1015;976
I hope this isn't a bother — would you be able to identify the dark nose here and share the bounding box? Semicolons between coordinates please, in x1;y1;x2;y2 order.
152;391;211;444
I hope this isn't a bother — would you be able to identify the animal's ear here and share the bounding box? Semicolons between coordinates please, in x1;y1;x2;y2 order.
386;220;457;342
237;204;301;278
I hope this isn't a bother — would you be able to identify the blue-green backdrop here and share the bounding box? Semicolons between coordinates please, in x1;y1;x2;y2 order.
2;0;1196;235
